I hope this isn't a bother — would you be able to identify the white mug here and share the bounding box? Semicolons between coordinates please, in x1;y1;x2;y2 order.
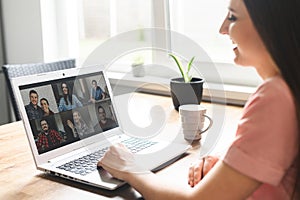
179;104;213;141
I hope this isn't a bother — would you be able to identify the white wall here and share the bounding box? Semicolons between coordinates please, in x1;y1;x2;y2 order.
0;1;10;124
0;0;45;124
2;0;44;64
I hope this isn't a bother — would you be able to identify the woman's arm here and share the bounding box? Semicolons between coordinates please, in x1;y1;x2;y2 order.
72;95;83;107
58;98;65;112
188;156;219;187
98;144;261;200
66;120;78;138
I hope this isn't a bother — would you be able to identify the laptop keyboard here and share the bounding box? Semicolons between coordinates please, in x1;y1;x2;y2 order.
57;137;157;176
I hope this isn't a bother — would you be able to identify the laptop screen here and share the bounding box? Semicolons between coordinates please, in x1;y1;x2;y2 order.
19;71;119;154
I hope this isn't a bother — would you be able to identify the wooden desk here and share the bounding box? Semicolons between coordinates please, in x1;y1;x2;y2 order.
0;93;243;200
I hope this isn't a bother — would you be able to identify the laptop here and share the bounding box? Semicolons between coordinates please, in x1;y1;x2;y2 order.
11;65;189;190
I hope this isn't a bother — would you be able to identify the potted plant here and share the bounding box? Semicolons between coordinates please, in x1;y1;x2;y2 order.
169;53;204;110
131;55;145;77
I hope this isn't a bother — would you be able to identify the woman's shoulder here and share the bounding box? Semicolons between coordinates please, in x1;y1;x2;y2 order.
244;75;295;118
59;97;65;102
251;76;293;104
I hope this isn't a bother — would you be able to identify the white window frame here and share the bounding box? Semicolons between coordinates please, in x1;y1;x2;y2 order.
2;0;261;106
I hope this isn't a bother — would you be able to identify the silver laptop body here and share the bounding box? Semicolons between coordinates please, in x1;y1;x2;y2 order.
11;65;189;190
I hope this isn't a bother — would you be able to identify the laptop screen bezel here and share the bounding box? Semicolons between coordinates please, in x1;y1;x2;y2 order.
11;65;122;166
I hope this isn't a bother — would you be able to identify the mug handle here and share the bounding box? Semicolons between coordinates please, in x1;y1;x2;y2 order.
199;115;213;134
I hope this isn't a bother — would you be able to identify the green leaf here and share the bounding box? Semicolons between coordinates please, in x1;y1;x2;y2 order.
169;54;186;81
169;53;195;83
187;56;195;74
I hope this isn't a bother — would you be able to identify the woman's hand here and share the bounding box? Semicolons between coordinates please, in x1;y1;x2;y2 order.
67;120;74;129
97;143;148;181
188;156;219;187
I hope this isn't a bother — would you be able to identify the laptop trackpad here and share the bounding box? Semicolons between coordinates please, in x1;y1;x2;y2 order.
86;169;125;190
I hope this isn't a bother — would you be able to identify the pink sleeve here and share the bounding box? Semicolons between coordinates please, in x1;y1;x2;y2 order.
223;78;298;186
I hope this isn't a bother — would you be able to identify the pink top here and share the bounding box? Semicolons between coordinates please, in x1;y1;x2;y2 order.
223;76;298;200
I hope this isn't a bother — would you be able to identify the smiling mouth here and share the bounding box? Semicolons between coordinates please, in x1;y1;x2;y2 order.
232;42;237;50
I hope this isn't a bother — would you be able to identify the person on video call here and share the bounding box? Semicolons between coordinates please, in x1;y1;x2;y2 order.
94;105;117;132
97;0;300;199
58;82;83;112
40;98;54;117
89;80;105;103
67;110;93;138
25;90;44;120
36;119;64;151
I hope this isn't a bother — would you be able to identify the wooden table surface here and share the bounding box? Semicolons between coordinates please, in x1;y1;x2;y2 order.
0;93;243;200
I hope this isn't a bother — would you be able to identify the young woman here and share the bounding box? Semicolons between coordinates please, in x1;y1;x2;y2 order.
97;0;300;199
58;82;83;112
66;110;93;138
40;98;54;116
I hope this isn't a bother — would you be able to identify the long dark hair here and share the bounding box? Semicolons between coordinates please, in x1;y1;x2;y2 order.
243;0;300;198
61;82;73;105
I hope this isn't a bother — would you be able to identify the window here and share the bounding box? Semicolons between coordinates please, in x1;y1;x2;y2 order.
170;0;232;63
168;0;261;86
41;0;153;68
41;0;262;95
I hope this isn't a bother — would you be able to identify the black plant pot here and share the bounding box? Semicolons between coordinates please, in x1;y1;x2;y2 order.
170;77;204;110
